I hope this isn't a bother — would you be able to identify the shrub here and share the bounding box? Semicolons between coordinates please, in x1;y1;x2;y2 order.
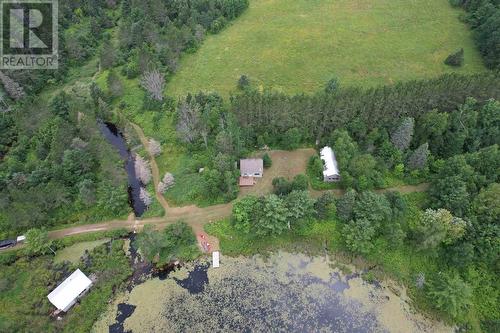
291;174;308;191
444;48;464;67
426;272;472;321
238;75;250;90
272;174;308;195
307;155;324;180
158;173;175;193
272;177;291;196
263;153;272;168
324;77;339;93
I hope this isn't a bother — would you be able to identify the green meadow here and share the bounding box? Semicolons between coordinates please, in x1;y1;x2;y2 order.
167;0;485;97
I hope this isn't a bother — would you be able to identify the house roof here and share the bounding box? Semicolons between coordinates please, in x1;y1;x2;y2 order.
320;146;340;177
47;269;92;311
239;176;255;186
240;159;263;175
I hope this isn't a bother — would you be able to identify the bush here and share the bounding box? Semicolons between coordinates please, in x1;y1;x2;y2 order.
263;153;272;168
324;77;339;93
238;75;250;90
0;252;17;265
272;174;308;195
272;177;291;196
426;272;472;321
210;16;227;33
307;155;324;180
444;48;464;67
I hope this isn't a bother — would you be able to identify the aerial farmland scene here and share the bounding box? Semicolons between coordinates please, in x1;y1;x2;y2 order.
0;0;498;332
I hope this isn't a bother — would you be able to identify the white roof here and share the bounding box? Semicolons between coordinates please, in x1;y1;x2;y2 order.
47;269;92;311
320;146;340;177
212;251;220;268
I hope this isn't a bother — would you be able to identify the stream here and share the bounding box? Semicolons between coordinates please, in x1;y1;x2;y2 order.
99;122;146;217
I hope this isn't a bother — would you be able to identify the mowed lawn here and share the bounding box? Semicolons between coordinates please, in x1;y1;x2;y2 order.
167;0;485;97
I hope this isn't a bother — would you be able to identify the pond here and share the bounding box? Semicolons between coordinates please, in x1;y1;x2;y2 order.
93;252;451;333
99;122;146;216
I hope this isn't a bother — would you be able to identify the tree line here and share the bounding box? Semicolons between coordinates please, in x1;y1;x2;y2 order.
231;73;500;149
450;0;500;69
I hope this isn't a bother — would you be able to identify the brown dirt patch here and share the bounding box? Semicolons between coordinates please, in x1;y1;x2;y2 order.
239;148;316;197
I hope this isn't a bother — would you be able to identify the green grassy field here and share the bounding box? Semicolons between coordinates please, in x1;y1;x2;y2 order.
167;0;485;97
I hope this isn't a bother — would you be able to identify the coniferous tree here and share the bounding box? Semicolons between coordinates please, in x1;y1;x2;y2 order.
444;48;464;67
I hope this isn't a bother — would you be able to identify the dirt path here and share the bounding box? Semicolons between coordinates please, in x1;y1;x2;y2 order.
4;123;430;255
48;203;232;243
130;123;170;211
129;123;223;252
45;184;428;244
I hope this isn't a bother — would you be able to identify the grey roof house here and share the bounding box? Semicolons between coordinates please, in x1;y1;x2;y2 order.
240;159;264;178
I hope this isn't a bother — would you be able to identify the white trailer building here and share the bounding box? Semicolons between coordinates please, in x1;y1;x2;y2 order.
47;269;93;312
320;146;341;182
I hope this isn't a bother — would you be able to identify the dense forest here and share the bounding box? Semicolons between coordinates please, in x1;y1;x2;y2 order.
226;94;499;330
0;0;249;237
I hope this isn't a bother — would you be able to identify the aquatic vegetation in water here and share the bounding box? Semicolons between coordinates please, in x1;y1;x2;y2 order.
94;252;451;333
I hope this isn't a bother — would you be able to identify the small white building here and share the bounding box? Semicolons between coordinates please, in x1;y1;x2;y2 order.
47;269;93;312
212;251;220;268
320;146;340;182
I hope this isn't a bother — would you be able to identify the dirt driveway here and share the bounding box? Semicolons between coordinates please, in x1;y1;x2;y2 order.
239;148;316;198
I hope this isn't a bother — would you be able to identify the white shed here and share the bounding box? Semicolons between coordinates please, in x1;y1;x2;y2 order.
47;269;93;312
320;146;340;182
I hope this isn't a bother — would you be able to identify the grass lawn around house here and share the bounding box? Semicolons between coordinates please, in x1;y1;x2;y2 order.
167;0;485;97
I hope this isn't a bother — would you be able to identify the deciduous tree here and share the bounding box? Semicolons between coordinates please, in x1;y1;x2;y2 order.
25;228;53;256
391;117;414;151
0;71;25;100
343;218;376;255
148;138;161;156
407;143;430;170
134;155;152;185
141;69;165;101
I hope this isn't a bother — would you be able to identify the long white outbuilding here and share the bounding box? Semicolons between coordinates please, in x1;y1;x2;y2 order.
320;146;341;182
47;269;93;312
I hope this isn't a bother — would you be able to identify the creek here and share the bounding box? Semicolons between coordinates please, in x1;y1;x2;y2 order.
99;122;146;217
